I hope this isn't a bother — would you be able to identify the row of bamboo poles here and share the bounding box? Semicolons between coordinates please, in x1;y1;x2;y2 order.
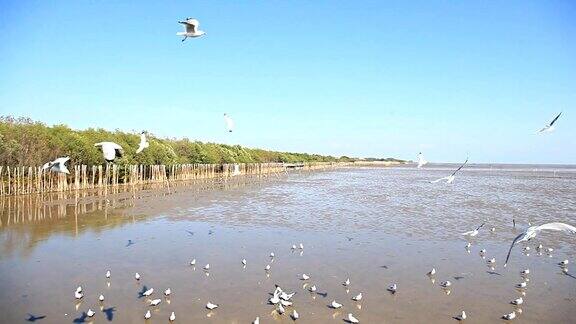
0;162;348;196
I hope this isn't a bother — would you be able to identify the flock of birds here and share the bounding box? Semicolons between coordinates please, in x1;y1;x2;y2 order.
41;113;235;174
40;16;575;323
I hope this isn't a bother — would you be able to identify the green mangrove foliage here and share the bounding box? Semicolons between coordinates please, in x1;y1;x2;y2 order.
0;116;355;166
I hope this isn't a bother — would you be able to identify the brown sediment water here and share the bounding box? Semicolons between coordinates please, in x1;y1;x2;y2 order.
0;165;575;323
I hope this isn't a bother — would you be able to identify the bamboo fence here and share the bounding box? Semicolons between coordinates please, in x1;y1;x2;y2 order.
0;162;348;196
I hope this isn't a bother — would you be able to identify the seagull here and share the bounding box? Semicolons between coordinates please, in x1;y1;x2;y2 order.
280;299;292;307
204;263;210;270
135;272;141;280
76;286;83;293
224;113;235;132
331;300;343;309
347;313;360;323
516;282;527;289
301;274;310;280
253;317;260;324
177;18;206;42
487;258;496;264
87;309;95;317
144;310;151;319
150;299;162;306
343;278;350;286
277;304;285;315
270;252;275;258
105;270;111;279
455;311;467;321
269;293;281;305
427;268;436;276
440;281;452;288
75;290;83;299
387;283;397;294
462;222;486;237
430;157;468;183
99;294;104;302
559;260;569;266
417;152;428;168
143;288;154;297
309;285;317;292
169;312;176;321
164;288;171;296
94;142;123;162
280;291;295;301
479;249;486;255
190;259;196;266
520;269;530;275
136;131;149;154
41;156;70;174
465;242;472;249
299;243;304;249
538;112;562;134
511;297;523;305
206;302;218;310
292;309;299;320
504;222;576;266
265;264;271;271
502;311;516;320
352;292;362;301
292;244;297;250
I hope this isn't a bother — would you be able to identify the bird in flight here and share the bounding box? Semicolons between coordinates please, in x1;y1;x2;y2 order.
417;152;428;168
504;222;576;267
430;157;468;184
538;112;562;134
42;156;70;174
94;142;123;163
224;113;235;132
177;18;206;42
462;222;486;237
136;131;149;154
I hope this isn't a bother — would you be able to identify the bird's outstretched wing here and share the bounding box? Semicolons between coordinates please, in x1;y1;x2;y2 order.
504;232;525;267
430;176;450;183
535;222;576;234
54;156;70;164
451;157;469;176
136;133;147;154
179;18;199;33
549;112;562;126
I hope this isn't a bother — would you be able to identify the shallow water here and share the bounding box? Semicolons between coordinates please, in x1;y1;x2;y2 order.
1;166;575;323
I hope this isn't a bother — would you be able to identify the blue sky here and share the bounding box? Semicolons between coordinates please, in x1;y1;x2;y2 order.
0;1;574;163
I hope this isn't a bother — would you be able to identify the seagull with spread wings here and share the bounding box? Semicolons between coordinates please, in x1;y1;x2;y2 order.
94;142;124;163
504;222;576;267
42;156;70;174
462;221;486;237
136;131;149;154
430;157;468;184
538;112;562;134
177;18;206;42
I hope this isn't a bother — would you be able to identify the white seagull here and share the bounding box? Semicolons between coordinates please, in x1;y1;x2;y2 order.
169;312;176;321
105;270;111;279
455;311;467;321
538;112;562;134
504;222;576;267
42;156;70;174
502;311;516;320
301;274;310;280
99;294;104;302
224;113;235;132
135;272;141;280
427;268;436;276
164;288;171;296
94;142;123;163
292;309;299;320
462;222;486;237
177;18;206;42
352;292;362;301
150;299;162;306
511;297;523;305
143;288;154;297
430;157;468;184
417;152;428;168
136;132;149;154
387;283;397;294
87;309;95;317
144;310;151;319
206;302;218;310
347;313;360;323
331;300;343;309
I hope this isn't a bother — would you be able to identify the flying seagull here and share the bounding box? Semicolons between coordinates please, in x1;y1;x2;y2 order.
42;156;70;174
177;18;206;42
224;113;235;132
462;222;486;237
430;157;468;184
94;142;123;163
417;152;428;168
538;112;562;134
136;132;149;154
504;222;576;267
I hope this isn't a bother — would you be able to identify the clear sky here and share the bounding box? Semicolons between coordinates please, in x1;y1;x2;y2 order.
0;1;574;164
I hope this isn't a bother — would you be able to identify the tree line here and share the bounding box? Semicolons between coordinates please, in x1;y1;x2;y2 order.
0;116;360;166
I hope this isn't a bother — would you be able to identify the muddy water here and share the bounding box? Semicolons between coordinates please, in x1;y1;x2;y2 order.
1;166;575;323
